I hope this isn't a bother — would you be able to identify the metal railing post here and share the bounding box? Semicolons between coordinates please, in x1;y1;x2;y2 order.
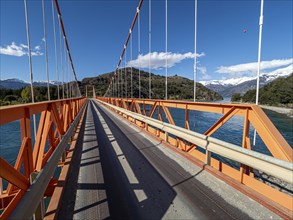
30;172;45;220
165;131;168;142
205;150;211;166
0;177;3;195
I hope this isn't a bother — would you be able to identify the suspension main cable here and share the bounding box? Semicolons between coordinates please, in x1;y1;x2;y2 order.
115;72;117;97
24;0;37;140
64;39;68;98
67;50;70;98
103;0;144;97
42;0;50;101
59;20;64;99
111;80;113;97
51;0;60;99
253;0;264;146
131;31;133;98
194;0;198;102
149;0;151;99
54;0;81;97
118;68;120;97
125;49;127;98
165;0;168;100
64;39;67;98
120;67;124;98
70;66;72;98
138;12;141;99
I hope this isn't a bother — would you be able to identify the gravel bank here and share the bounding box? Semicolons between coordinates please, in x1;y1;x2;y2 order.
260;105;293;118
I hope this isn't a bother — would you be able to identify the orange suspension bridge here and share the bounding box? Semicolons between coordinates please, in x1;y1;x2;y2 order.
0;0;292;219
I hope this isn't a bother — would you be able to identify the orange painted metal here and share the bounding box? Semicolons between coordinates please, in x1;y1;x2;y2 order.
85;85;95;98
0;97;86;219
0;158;29;191
44;98;87;219
99;97;292;162
97;97;293;213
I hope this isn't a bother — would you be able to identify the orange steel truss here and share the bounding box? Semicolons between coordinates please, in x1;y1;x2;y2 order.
97;97;293;214
0;98;86;219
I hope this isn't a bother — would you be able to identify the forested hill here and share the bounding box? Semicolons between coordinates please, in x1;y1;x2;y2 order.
81;68;223;101
231;73;293;106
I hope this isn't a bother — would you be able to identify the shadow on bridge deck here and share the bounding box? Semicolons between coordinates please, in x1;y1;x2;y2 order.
56;100;278;219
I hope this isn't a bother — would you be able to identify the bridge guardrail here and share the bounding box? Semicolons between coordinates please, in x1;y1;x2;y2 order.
9;100;88;219
0;98;87;219
96;97;293;215
97;99;292;183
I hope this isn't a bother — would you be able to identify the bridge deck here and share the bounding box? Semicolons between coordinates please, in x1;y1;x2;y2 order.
57;100;279;219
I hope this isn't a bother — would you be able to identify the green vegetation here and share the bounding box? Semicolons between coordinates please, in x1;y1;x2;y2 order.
231;74;293;106
1;68;223;106
231;93;242;102
0;88;22;106
81;68;223;100
0;86;62;106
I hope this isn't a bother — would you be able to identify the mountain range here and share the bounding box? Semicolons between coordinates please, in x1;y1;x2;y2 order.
3;66;291;100
81;68;223;100
199;67;292;97
0;78;62;89
232;73;293;106
1;68;223;101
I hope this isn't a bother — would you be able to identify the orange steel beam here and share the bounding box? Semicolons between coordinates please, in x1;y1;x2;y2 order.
19;108;34;177
0;190;24;219
0;97;86;219
45;98;87;219
249;106;292;161
134;102;142;115
242;109;251;150
162;103;175;125
204;106;237;136
0;98;83;125
0;158;29;191
6;138;30;195
35;110;52;171
51;103;65;135
185;105;190;130
149;101;157;118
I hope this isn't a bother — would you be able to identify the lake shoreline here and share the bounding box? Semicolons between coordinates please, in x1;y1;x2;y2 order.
260;105;293;118
229;99;293;118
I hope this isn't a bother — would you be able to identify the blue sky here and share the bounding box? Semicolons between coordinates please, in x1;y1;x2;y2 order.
0;0;292;83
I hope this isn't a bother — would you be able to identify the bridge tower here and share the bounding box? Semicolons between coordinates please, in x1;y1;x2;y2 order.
85;85;96;98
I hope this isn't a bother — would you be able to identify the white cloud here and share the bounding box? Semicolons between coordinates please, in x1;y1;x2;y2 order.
127;51;205;70
266;63;293;76
20;43;28;49
31;51;43;56
216;58;293;76
0;42;26;56
0;42;43;57
197;66;211;80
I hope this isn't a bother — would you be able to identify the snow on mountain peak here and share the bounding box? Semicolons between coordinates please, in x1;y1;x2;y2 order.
1;78;27;83
200;67;292;86
200;76;255;86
